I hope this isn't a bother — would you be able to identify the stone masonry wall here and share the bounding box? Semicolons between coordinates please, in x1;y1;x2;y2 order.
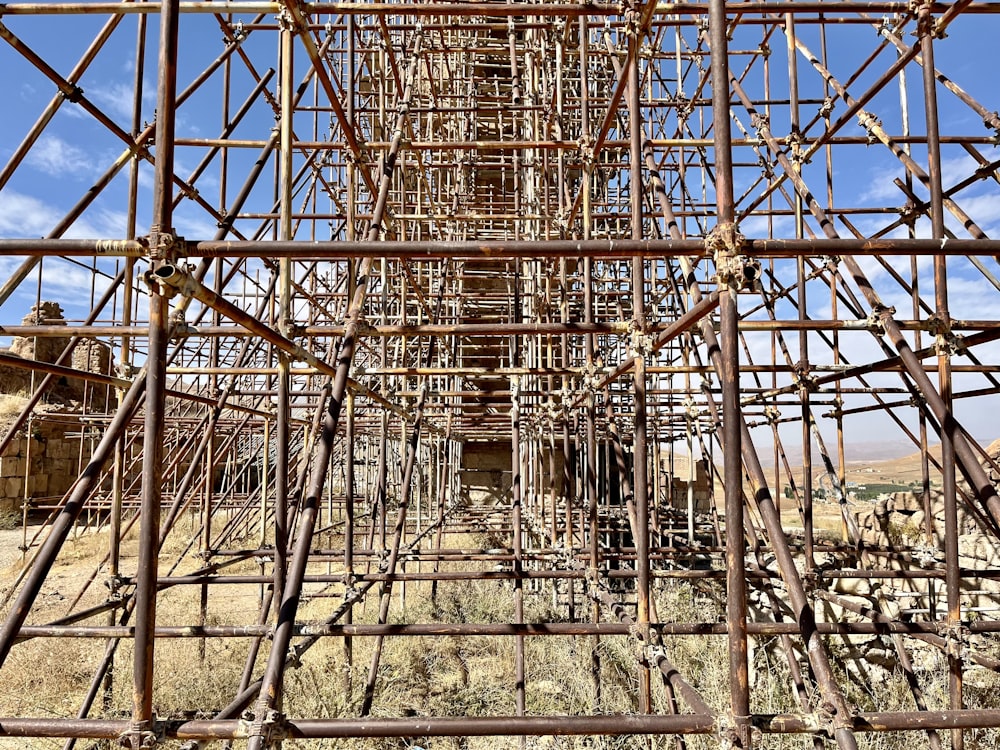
0;416;86;516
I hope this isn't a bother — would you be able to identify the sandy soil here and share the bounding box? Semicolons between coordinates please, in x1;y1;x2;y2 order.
0;526;29;573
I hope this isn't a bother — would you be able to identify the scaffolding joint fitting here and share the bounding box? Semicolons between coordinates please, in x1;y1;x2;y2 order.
896;201;920;224
118;719;160;749
146;227;185;263
792;361;817;393
685;397;700;421
785;127;804;156
864;304;894;335
285;320;306;340
940;622;969;660
62;84;84;104
581;364;601;393
810;697;850;735
629;328;653;359
716;713;752;749
628;621;646;642
510;374;521;402
750;112;770;137
644;641;666;664
169;306;190;331
276;7;297;32
103;573;129;600
622;6;640;37
709;223;751;289
857;110;883;145
913;542;941;567
245;708;287;744
801;568;819;591
576;136;595;169
228;19;245;44
913;1;945;39
715;253;759;293
982;113;1000;143
285;647;302;669
708;223;737;255
926;312;964;355
763;404;781;424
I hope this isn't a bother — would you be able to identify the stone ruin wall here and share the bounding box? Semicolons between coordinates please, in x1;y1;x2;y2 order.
0;301;115;517
0;417;95;518
0;301;114;412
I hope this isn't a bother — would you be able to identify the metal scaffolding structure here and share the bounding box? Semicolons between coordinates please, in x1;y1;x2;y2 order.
1;0;1000;747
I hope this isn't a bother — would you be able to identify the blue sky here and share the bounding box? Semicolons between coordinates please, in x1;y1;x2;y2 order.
1;5;999;455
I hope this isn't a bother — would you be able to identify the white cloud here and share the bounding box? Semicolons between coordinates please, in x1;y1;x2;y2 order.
0;190;64;236
944;190;1000;238
0;189;128;239
941;154;980;188
86;79;153;122
25;134;93;178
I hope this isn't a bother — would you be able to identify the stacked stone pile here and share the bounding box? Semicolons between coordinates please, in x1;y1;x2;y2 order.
855;490;989;556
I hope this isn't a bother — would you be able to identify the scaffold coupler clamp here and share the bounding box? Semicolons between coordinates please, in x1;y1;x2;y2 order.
927;311;964;356
912;0;941;38
750;111;770;144
343;570;358;592
913;542;941;568
276;6;296;32
119;718;160;749
643;640;666;665
104;572;130;598
716;713;752;749
146;225;185;263
864;303;894;335
244;708;287;746
709;223;754;292
940;622;969;661
792;360;817;393
812;696;855;739
628;325;652;360
621;4;640;37
344;583;362;605
577;135;595;170
510;374;521;403
982;111;1000;144
685;397;700;421
857;109;883;145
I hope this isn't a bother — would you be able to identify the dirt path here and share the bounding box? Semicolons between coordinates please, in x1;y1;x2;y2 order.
0;527;28;573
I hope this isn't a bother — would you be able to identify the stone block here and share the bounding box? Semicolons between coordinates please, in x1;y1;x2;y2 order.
903;510;925;535
893;492;923;514
27;473;49;496
4;477;24;499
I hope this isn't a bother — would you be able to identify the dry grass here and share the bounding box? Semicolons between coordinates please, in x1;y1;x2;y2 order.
0;393;27;423
1;527;1000;750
